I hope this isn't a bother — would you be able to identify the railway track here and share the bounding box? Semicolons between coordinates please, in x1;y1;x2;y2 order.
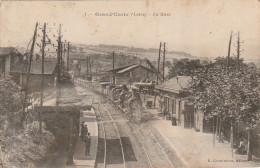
130;124;175;168
104;102;176;168
95;103;126;168
76;83;180;168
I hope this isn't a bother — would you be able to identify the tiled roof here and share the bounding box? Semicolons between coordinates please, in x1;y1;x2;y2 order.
107;64;135;73
0;47;20;56
116;64;139;74
115;64;157;74
156;76;192;93
10;61;57;75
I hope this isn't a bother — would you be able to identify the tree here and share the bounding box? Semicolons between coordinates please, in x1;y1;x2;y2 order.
167;59;203;78
0;76;23;130
0;76;54;167
185;58;260;160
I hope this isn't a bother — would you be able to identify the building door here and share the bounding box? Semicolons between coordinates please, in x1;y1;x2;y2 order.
0;57;5;75
178;100;181;125
171;99;175;118
184;105;194;128
164;97;167;115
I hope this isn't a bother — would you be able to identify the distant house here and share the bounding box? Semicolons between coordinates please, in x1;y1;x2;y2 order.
10;61;57;92
156;76;204;132
108;64;158;85
0;47;23;76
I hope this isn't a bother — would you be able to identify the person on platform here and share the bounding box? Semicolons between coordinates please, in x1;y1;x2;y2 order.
235;138;247;155
81;122;88;141
85;133;91;156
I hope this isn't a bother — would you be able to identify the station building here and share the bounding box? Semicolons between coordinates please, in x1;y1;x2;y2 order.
156;76;204;132
108;64;158;85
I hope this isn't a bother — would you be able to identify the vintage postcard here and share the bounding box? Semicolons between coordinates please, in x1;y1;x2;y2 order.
0;0;260;168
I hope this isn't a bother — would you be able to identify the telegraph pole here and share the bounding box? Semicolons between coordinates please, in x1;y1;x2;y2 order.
226;31;233;73
67;42;70;72
237;31;240;70
154;42;162;108
139;60;142;81
63;43;66;70
112;51;115;84
228;31;234;157
60;42;63;71
156;42;162;84
86;57;89;78
40;23;46;133
233;31;244;71
22;22;38;125
162;43;166;82
40;23;46;107
56;24;62;106
96;68;98;81
89;57;91;77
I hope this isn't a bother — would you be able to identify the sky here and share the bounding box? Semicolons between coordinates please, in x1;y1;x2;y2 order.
0;0;260;61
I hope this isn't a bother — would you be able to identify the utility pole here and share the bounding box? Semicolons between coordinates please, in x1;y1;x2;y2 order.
139;60;142;81
22;22;38;125
40;22;46;133
233;31;244;71
67;42;70;72
112;51;115;85
237;31;240;70
89;57;91;77
96;68;98;81
60;42;63;71
154;42;162;108
86;57;89;78
146;61;149;77
63;43;66;70
226;31;233;73
56;24;62;106
227;31;233;153
162;42;166;82
156;42;162;84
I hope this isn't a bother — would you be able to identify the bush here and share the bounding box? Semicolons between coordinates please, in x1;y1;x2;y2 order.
0;76;54;168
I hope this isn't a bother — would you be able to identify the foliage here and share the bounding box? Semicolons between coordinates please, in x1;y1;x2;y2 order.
0;76;54;168
185;58;260;130
0;121;53;168
167;59;203;78
0;76;23;123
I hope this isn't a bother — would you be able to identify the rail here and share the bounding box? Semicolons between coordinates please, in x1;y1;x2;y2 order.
98;103;126;168
96;104;107;168
131;124;175;168
150;130;174;167
132;124;153;168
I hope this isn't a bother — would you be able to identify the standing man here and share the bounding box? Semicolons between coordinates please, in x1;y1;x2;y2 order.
85;133;91;156
81;122;88;141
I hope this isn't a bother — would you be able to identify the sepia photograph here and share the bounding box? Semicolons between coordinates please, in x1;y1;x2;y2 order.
0;0;260;167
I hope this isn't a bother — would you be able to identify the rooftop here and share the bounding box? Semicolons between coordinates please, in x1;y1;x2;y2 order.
10;61;57;75
108;64;157;74
116;64;139;74
156;76;192;94
107;64;135;73
0;47;21;56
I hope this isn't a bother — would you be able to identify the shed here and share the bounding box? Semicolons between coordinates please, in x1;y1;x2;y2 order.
0;47;23;75
108;64;158;85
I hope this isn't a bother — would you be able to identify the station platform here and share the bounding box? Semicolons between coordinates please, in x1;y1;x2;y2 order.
149;118;260;168
73;108;98;168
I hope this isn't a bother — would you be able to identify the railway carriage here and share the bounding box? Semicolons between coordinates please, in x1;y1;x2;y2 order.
77;78;147;123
